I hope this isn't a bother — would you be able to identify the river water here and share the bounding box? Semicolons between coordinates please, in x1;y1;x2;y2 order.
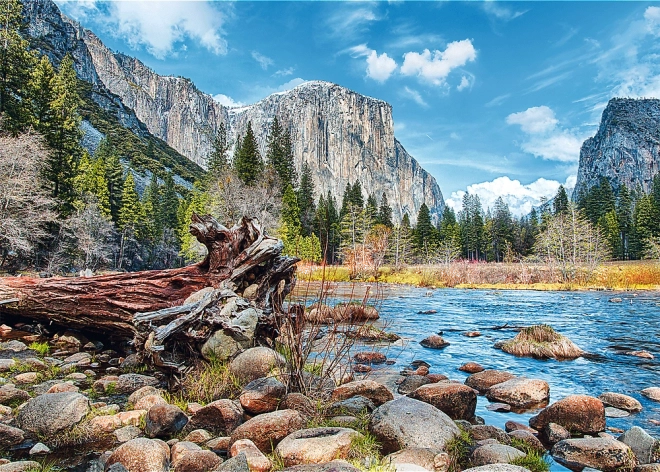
347;287;660;470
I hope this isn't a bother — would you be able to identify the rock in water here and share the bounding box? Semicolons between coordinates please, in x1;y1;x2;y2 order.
598;392;643;412
17;392;90;436
486;377;550;409
465;370;516;393
420;335;449;349
368;396;460;454
529;395;605;435
618;426;659;464
499;325;584;360
408;382;477;421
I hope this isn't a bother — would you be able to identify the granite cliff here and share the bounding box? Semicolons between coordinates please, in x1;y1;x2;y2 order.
24;0;444;221
575;98;660;196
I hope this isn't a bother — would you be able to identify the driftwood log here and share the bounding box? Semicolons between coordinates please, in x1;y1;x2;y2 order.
0;214;298;372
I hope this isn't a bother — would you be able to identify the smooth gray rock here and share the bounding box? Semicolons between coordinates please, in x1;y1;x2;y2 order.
216;453;249;472
17;392;90;436
552;437;635;472
618;426;658;464
327;395;377;416
470;444;526;466
368;396;460;455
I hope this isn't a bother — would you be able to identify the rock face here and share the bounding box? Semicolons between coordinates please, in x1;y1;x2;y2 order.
575;98;660;197
23;0;445;222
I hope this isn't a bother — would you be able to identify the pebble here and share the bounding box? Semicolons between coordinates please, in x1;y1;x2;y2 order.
29;443;51;455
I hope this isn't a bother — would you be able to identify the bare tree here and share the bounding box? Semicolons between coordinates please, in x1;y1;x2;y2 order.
62;198;116;272
366;224;391;276
207;169;281;233
534;203;610;282
0;130;57;269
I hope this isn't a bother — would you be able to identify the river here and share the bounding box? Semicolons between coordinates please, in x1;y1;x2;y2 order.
339;287;660;470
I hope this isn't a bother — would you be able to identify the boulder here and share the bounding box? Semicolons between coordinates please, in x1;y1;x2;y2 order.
187;399;243;435
229;347;286;384
618;427;658;464
46;382;79;394
543;423;571;446
0;385;30;405
551;437;636;472
171;441;201;465
334;303;379;321
486;378;550;409
173;451;223;472
331;380;394;406
0;462;43;472
327;396;377;416
409;382;477;421
508;430;545;452
605;407;630;418
353;352;387;364
134;394;167;412
529;395;605;435
640;388;660;402
471;425;511;445
368;396;460;454
463;466;531;472
183;430;212;445
459;362;485;374
470;444;526;466
128;386;162;405
105;438;169;472
465;370;516;393
384;448;445;471
114;426;142;443
0;424;25;449
230;439;271;472
145;404;189;438
229;409;304;453
280;393;316;419
115;374;159;394
239;377;285;415
275;427;360;466
397;375;432;395
505;421;537;434
420;335;449;349
17;392;89;436
599;392;643;412
281;460;361;472
215;453;250;472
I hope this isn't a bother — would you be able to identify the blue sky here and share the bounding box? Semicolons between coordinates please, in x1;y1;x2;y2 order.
56;1;660;215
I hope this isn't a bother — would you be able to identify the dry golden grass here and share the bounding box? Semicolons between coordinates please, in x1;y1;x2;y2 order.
500;325;585;360
297;261;660;291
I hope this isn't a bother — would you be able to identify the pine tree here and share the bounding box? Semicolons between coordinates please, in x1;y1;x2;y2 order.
42;55;83;215
491;197;513;262
118;173;145;237
143;173;162;240
366;194;378;224
0;0;35;132
390;213;413;269
634;194;659;250
281;184;301;234
97;140;124;223
553;185;569;215
234;122;263;184
160;173;179;231
377;192;393;228
207;122;229;179
75;152;111;219
297;162;315;237
339;182;352;220
29;56;55;131
350;181;364;209
414;203;435;257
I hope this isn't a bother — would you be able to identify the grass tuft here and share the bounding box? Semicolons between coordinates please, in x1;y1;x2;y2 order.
510;450;551;472
445;426;474;472
178;357;241;405
28;342;50;357
500;324;585;360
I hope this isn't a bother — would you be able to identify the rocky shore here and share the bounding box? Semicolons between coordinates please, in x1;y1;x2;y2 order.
0;319;659;472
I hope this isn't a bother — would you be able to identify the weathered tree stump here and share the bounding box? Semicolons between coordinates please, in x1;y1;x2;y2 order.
0;214;298;372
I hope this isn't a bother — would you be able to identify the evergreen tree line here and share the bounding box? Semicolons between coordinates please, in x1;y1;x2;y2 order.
0;0;182;272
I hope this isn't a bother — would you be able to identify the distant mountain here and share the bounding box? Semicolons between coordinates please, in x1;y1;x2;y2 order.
23;0;444;222
575;98;660;197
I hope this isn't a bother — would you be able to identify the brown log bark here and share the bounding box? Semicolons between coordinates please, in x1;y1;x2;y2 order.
0;214;297;342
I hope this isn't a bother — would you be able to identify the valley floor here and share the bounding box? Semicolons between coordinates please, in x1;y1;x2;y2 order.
296;261;660;292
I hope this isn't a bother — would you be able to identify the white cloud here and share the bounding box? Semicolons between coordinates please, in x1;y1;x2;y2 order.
366;50;397;82
252;51;274;70
506;106;586;163
326;5;379;40
645;6;660;35
274;67;295;77
212;94;244;108
457;75;471;91
445;176;570;216
482;1;527;21
349;45;397;82
401;86;428;107
401;40;477;86
57;0;228;59
506;106;558;134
